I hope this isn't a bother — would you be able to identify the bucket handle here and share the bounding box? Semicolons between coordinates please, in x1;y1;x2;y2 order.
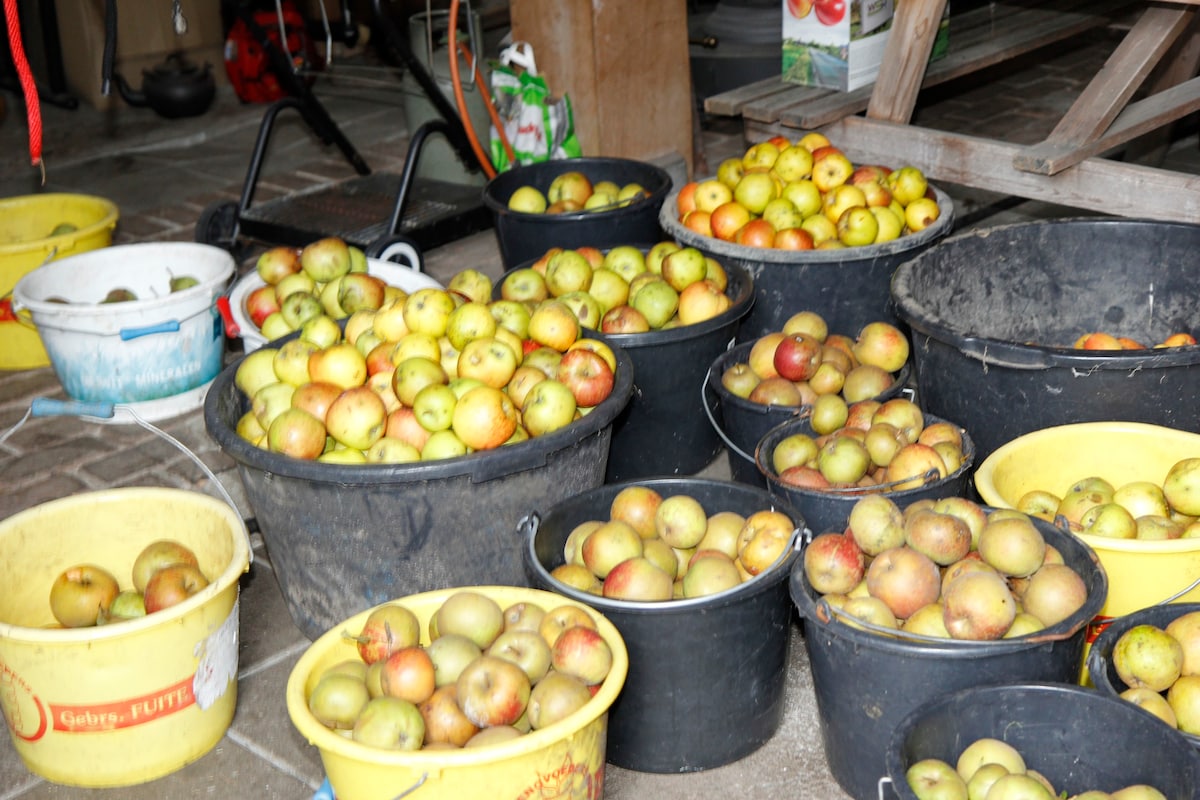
311;774;429;800
701;365;807;465
7;398;254;563
120;320;181;340
878;776;894;800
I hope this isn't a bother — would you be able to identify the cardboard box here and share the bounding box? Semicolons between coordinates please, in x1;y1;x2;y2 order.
782;0;949;91
54;0;225;110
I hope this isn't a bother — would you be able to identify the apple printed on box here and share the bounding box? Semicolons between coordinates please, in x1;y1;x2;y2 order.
782;0;949;92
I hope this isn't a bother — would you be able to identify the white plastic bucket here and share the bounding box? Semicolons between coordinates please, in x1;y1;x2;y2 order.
13;243;234;404
227;242;443;352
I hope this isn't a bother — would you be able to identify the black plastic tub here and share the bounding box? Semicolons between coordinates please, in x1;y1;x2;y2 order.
659;184;954;343
497;249;754;482
522;477;803;774
1087;601;1200;752
703;339;911;488
483;157;673;269
757;412;972;536
887;683;1200;800
203;331;635;641
891;217;1200;464
791;513;1107;800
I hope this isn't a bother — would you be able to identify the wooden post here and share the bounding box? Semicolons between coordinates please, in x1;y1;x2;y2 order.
508;0;695;175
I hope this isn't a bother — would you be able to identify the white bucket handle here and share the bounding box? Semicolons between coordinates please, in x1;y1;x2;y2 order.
376;240;423;272
878;776;894;800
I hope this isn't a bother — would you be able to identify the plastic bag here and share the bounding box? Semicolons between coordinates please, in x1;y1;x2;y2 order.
489;42;581;171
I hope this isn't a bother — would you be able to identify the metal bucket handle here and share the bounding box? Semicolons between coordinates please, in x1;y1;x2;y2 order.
1;397;253;562
700;363;809;465
312;774;429;800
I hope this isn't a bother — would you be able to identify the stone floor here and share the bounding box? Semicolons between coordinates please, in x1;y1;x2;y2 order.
1;15;1198;800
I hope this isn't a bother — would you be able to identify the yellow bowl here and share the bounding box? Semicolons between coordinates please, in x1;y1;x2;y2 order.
975;421;1200;619
286;586;628;800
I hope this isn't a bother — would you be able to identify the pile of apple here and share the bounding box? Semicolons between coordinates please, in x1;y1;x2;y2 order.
1073;331;1197;350
505;169;650;215
306;591;616;750
500;242;733;334
721;311;908;410
674;133;941;250
48;540;208;628
548;484;797;602
803;495;1090;640
907;736;1167;800
769;395;967;494
1015;458;1200;540
233;262;624;463
1109;613;1200;735
243;237;398;342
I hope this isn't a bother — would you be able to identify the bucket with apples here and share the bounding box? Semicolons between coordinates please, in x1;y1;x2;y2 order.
886;683;1200;800
790;494;1107;800
482;157;674;269
285;585;628;800
495;242;755;481
0;487;251;788
521;476;804;773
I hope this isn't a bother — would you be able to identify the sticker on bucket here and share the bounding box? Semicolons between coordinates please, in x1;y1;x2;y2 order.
0;599;238;740
516;752;603;800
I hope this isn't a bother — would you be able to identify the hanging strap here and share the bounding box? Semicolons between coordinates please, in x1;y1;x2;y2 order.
3;0;43;174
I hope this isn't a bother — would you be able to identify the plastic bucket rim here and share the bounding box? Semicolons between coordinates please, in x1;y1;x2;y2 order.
891;216;1200;369
659;183;956;264
482;157;674;220
756;412;976;504
0;486;251;643
522;475;807;615
0;193;120;257
203;330;636;485
285;586;628;768
975;420;1200;554
789;512;1109;653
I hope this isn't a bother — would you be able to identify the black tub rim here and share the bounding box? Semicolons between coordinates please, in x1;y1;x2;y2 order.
521;476;806;615
884;680;1200;800
789;509;1109;655
659;183;957;264
482;156;674;224
756;412;976;513
495;245;757;349
1086;600;1200;751
890;216;1200;371
203;330;635;486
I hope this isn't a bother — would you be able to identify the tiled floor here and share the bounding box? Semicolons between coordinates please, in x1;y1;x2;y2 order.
2;13;1199;800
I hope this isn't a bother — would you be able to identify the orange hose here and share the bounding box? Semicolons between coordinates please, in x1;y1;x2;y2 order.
448;0;502;178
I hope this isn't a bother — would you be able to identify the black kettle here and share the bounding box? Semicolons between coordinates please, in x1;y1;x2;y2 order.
114;52;216;119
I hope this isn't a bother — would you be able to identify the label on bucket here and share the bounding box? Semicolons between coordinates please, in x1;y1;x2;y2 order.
514;751;604;800
0;600;238;741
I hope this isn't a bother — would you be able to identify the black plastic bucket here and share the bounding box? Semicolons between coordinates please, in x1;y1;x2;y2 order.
1087;601;1200;752
790;513;1107;800
659;185;954;343
483;157;673;269
203;333;635;641
886;682;1200;800
891;217;1200;464
759;413;975;536
522;477;803;773
703;340;911;489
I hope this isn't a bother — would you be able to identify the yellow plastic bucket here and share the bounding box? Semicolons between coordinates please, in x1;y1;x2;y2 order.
287;586;629;800
0;487;251;787
975;421;1200;623
0;193;120;370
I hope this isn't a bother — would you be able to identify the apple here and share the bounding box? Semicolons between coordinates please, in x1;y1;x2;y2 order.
693;178;734;214
582;519;644;578
267;407;327;459
905;508;972;566
803;531;866;594
555;347;615;408
548;171;593;206
538;604;598;648
1163;458;1200;516
324;385;386;450
811;151;854;193
866;545;941;620
977;515;1046;577
521;378;578;437
817;435;871;484
418;684;478;746
349;695;425;751
773;333;824;381
601;304;651;334
49;564;121;627
143;563;210;613
526;670;592;731
941;570;1016;641
847;494;906;556
956;737;1026;782
105;589;147;621
425;633;483;687
245;284;282;328
447;385;516;450
487;629;553;683
308;671;371;730
256;245;303;285
680;552;741;598
508;185;547;213
906;758;969;800
132;539;200;594
551;625;613;685
1168;674;1200;734
456;655;531;727
602;556;674;601
379;645;436;705
435;590;505;649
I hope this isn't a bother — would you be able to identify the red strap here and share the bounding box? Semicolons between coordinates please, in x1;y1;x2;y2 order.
3;0;44;168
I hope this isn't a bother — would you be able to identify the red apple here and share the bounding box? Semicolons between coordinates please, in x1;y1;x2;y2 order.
380;645;437;705
143;563;209;613
355;603;422;665
131;539;200;594
245;284;282;328
419;684;479;746
455;655;532;727
551;625;614;685
773;332;824;381
556;347;616;408
802;531;865;595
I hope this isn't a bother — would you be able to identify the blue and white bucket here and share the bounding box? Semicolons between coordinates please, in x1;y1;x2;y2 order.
13;243;233;405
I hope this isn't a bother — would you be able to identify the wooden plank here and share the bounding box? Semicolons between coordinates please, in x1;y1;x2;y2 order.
776;0;1139;130
1125;14;1200;164
704;77;803;117
866;0;948;123
821;115;1200;223
1013;4;1195;174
